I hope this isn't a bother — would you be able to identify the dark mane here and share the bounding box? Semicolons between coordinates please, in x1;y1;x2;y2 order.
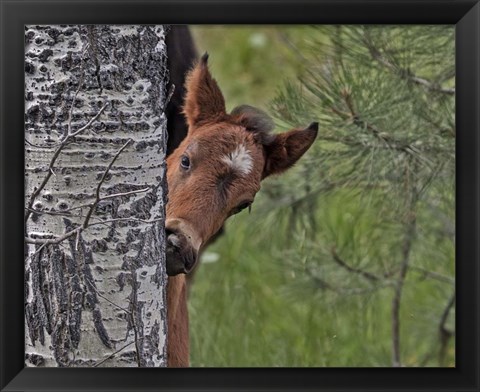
230;105;275;145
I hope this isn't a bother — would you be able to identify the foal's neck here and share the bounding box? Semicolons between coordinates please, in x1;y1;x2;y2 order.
167;274;189;367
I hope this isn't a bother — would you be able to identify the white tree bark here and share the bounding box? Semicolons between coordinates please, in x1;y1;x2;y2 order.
24;25;168;367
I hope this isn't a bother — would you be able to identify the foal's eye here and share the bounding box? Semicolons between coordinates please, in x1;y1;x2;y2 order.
180;155;190;170
232;201;252;215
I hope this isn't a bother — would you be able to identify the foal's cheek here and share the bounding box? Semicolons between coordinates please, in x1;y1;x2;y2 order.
166;170;187;209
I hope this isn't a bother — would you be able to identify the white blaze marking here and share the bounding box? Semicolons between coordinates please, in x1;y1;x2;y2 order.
221;145;253;176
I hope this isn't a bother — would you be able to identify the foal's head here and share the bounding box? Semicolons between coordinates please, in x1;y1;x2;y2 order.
165;54;317;276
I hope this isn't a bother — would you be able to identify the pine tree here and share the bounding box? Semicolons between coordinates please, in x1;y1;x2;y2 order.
270;26;455;367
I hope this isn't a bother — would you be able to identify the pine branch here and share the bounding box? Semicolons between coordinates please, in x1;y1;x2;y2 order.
409;265;454;285
362;32;455;95
340;89;396;145
330;246;380;282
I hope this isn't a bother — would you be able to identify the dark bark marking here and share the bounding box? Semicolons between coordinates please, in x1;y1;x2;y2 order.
86;26;103;93
26;353;45;366
143;320;162;366
52;316;71;367
129;187;158;220
93;308;113;349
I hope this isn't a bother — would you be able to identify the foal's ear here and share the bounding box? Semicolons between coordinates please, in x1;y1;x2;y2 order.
183;53;226;129
263;122;318;178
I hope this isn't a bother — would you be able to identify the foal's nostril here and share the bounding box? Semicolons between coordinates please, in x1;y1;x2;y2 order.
165;222;199;275
166;228;182;249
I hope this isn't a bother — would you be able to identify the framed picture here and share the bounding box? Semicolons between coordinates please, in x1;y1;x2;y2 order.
1;0;479;391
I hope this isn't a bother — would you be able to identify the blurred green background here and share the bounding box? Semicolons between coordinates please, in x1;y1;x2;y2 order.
187;26;455;367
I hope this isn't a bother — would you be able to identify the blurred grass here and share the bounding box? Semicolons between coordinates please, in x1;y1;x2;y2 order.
191;26;316;109
187;26;455;367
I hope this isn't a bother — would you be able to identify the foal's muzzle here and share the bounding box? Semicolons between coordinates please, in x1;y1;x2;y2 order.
165;219;200;276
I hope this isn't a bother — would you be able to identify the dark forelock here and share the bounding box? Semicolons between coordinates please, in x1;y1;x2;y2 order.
230;105;275;146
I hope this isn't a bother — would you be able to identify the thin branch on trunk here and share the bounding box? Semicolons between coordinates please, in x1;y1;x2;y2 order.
83;139;132;228
24;241;49;264
27;187;151;220
101;188;151;200
24;102;108;225
25;217;161;245
69;103;109;138
26;163;160;243
25;227;83;245
87;217;162;227
85;276;132;315
92;338;145;368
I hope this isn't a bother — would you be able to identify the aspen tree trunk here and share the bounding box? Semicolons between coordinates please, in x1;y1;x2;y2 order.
24;25;168;367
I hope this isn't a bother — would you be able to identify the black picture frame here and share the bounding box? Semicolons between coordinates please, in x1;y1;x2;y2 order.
1;0;478;391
